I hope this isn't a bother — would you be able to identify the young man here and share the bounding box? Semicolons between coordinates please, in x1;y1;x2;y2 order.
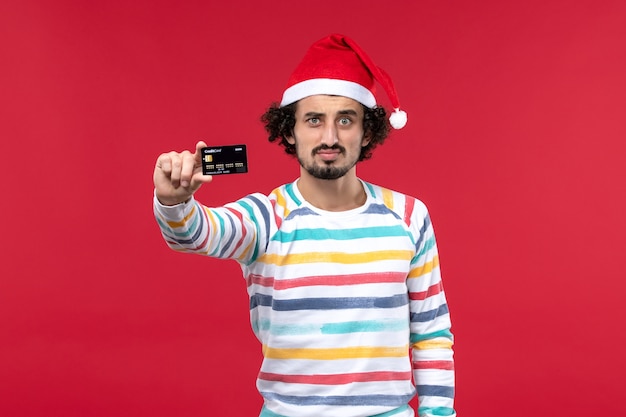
153;34;455;417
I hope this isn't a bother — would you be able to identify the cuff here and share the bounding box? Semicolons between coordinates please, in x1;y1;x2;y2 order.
153;191;196;221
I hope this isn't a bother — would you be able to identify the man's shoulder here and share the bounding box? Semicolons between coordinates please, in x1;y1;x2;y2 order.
261;181;302;221
362;180;429;223
363;181;426;207
232;182;293;205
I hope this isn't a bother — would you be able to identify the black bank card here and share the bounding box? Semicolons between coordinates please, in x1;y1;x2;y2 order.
201;145;248;175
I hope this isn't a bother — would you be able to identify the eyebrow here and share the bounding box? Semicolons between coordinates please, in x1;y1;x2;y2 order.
303;109;359;118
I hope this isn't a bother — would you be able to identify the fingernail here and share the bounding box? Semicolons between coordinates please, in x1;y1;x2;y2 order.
181;181;189;187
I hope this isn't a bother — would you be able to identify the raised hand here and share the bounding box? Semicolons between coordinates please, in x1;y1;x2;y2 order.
153;141;213;206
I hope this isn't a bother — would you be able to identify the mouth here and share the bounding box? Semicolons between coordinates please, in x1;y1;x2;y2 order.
313;145;344;161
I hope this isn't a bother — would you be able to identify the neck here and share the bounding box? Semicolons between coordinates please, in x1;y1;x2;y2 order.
296;169;366;212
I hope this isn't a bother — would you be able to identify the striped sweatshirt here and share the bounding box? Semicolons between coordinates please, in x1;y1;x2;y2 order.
153;179;455;417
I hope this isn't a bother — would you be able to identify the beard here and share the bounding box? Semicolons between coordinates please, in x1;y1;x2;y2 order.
297;144;357;180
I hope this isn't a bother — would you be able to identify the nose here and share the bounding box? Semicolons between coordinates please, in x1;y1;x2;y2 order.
320;124;338;146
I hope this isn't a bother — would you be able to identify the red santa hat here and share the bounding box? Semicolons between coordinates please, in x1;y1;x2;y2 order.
280;34;408;129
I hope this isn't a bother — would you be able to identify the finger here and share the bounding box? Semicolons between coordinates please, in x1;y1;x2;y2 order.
179;150;196;188
189;171;213;192
154;154;174;195
168;152;183;188
193;140;208;170
185;141;211;191
194;140;208;162
157;154;173;176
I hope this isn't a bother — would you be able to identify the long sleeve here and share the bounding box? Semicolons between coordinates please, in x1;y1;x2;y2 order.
153;192;273;265
407;208;456;417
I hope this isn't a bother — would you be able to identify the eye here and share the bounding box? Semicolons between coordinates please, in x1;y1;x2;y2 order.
307;117;320;125
338;117;352;126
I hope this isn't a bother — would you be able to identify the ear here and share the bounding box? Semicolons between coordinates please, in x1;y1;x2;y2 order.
361;133;371;147
286;134;296;145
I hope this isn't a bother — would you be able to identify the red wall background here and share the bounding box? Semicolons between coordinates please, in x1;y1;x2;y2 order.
1;0;625;415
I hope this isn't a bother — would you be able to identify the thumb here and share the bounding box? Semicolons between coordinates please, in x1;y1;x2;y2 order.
189;140;212;191
194;140;208;163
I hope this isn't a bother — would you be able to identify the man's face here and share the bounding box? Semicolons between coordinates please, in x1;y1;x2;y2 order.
287;95;370;180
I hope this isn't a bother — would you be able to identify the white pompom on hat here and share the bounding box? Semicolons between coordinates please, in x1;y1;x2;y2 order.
280;34;407;129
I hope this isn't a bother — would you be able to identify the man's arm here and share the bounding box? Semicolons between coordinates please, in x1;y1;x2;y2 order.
153;141;271;263
154;192;272;264
408;207;456;417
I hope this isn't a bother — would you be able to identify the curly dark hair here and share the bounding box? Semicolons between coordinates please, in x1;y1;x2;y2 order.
260;101;390;162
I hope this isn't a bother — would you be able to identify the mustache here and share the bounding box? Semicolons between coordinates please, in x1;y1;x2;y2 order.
311;144;346;156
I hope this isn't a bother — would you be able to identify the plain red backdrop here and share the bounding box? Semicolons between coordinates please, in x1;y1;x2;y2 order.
1;0;625;415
